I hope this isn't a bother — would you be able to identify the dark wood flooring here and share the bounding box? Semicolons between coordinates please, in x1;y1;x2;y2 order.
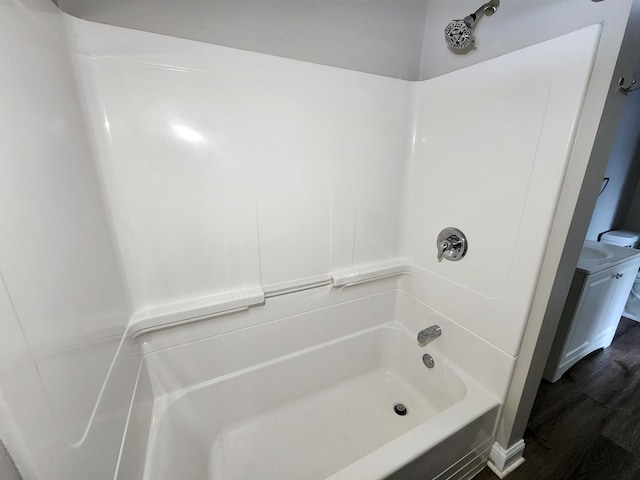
474;317;640;480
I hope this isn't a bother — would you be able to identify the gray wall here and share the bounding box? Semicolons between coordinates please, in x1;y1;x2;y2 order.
0;441;21;480
622;77;640;232
420;0;632;80
586;56;640;240
57;0;429;80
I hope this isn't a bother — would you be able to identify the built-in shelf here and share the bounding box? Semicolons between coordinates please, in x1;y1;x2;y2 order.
331;260;408;287
128;287;266;338
128;260;410;338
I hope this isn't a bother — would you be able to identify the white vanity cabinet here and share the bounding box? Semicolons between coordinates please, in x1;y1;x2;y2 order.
544;241;640;383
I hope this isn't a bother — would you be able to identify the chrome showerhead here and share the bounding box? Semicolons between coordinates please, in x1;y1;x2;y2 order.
445;1;498;51
445;19;474;50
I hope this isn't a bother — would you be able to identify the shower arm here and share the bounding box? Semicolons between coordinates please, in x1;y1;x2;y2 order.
464;0;499;28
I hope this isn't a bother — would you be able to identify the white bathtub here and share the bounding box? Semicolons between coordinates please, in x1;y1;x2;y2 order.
118;289;502;480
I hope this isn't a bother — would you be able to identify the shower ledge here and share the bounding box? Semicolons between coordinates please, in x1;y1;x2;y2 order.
331;259;408;287
128;287;265;338
127;259;409;338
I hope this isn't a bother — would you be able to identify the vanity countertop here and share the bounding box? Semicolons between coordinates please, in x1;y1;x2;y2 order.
577;240;640;274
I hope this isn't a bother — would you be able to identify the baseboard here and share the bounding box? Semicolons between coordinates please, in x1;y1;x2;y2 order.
487;440;525;478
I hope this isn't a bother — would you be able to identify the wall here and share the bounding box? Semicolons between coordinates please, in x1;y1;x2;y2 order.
65;13;607;358
421;0;640;244
55;0;627;83
587;57;640;239
58;0;428;80
400;26;601;357
420;0;638;462
496;0;638;457
0;1;135;478
420;0;627;80
67;16;411;319
620;64;640;233
0;439;21;480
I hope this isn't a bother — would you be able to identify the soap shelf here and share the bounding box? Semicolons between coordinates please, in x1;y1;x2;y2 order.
128;287;265;338
331;260;408;287
128;259;409;338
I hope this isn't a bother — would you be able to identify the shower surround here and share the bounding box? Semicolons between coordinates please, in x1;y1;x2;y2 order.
0;1;634;479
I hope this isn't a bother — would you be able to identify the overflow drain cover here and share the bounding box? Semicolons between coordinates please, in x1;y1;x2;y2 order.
393;403;408;416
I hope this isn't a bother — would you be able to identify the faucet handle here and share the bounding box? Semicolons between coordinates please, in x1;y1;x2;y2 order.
436;227;468;262
437;239;451;261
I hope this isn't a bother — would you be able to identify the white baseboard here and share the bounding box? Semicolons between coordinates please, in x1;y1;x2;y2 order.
487;440;525;478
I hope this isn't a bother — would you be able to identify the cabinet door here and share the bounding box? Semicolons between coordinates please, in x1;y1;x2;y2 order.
590;259;640;349
553;258;640;381
560;269;616;366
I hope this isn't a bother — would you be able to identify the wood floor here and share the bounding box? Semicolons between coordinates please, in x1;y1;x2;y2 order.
473;317;640;480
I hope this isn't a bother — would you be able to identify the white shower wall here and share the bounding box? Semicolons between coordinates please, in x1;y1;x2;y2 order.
0;1;133;479
401;26;602;356
68;18;601;356
68;17;411;314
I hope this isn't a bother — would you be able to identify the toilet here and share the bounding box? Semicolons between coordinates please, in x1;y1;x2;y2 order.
600;230;640;320
600;230;640;248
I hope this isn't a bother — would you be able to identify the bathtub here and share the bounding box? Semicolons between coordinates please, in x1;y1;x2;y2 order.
117;289;501;480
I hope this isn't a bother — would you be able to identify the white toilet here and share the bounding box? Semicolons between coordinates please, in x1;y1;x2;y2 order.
600;230;640;320
600;230;640;248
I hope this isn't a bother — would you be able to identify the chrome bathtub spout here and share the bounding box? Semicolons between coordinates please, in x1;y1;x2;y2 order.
417;325;442;345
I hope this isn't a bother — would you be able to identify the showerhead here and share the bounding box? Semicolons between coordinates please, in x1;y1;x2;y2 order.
445;1;498;51
444;19;474;50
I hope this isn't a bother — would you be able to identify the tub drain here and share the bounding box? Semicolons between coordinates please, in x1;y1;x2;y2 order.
393;403;408;416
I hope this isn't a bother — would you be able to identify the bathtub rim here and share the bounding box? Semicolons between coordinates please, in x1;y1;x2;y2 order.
143;321;501;480
114;284;505;480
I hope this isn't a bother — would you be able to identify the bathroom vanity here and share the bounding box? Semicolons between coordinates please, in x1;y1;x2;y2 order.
544;241;640;383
